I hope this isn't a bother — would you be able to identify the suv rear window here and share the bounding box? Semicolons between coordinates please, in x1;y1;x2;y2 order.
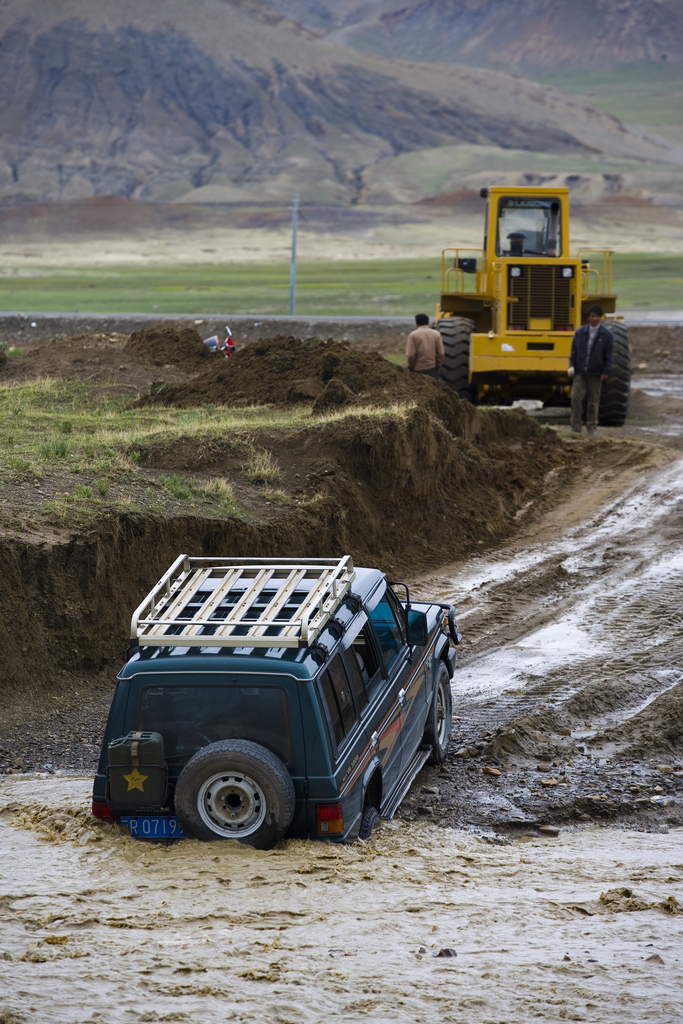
138;684;291;765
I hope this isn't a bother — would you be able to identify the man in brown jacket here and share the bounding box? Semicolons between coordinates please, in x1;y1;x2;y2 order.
406;314;444;379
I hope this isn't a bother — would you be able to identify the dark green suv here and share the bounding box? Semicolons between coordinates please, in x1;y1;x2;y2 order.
92;556;460;848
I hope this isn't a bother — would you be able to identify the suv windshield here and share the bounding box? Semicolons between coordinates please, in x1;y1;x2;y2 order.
496;197;561;257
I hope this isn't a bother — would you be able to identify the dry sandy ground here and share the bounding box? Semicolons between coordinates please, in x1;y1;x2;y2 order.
1;203;682;268
1;775;682;1024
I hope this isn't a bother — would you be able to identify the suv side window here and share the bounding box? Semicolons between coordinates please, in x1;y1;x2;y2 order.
349;624;381;697
386;588;406;641
319;653;358;748
369;593;405;673
343;648;369;714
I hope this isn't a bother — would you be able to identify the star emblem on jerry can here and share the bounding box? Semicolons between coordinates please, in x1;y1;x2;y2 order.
123;768;148;792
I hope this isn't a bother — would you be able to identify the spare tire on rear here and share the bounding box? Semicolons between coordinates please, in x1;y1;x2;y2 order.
174;739;295;848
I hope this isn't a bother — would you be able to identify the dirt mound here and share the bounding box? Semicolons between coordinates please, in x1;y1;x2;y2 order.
137;335;448;410
601;682;683;758
630;325;683;375
0;331;199;393
123;323;213;372
311;377;355;414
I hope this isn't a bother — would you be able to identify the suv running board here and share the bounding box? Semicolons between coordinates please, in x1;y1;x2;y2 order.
381;745;432;820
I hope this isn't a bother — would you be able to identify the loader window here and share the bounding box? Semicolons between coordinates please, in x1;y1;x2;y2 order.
496;197;561;258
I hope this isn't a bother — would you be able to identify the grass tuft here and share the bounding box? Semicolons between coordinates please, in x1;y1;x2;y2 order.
160;473;193;501
260;487;291;506
197;476;239;514
199;477;233;501
7;454;33;476
40;437;69;459
95;479;110;497
242;450;282;486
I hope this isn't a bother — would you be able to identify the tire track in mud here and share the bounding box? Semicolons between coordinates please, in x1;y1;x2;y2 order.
406;457;683;831
423;458;683;739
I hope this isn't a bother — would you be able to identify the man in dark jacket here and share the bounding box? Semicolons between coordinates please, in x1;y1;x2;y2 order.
568;305;614;435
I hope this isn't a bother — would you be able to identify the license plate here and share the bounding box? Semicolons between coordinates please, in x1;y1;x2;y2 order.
119;815;186;839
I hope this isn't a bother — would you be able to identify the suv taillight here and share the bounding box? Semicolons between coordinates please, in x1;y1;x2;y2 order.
316;802;343;835
92;800;113;820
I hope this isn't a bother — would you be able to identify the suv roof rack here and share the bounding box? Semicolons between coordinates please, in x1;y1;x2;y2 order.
130;555;357;650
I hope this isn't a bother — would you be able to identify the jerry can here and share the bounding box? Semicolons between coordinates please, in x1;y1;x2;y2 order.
108;731;166;809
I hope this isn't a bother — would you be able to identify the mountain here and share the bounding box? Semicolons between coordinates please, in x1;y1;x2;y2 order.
0;0;677;208
264;0;683;73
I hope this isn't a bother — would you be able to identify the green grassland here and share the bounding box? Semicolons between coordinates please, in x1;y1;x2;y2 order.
1;253;681;317
542;62;683;145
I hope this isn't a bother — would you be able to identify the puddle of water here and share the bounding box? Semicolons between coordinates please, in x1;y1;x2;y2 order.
624;311;683;325
1;776;682;1023
456;617;602;700
632;375;683;401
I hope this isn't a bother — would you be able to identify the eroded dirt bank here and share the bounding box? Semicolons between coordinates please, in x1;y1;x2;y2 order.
0;400;568;690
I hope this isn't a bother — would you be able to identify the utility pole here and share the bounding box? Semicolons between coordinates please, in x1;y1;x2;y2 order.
289;191;299;316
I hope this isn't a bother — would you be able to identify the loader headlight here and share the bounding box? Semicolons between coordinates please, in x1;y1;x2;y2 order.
561;267;574;278
510;266;522;278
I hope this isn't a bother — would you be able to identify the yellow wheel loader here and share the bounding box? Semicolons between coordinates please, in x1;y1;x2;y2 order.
435;186;630;425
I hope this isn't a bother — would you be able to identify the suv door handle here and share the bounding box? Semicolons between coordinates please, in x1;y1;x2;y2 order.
371;731;380;750
398;689;406;706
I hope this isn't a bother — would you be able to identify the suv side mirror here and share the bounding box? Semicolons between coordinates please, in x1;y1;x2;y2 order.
406;609;427;647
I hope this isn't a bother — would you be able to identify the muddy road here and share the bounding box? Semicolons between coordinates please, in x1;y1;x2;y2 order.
1;776;682;1024
403;446;683;835
1;442;683;1023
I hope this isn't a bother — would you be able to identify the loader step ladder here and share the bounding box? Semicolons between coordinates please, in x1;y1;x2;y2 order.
131;555;356;650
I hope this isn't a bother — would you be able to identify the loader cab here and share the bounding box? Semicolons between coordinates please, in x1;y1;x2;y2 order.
490;191;569;261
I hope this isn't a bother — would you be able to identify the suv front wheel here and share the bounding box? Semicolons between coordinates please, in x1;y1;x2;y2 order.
174;739;296;848
424;662;453;764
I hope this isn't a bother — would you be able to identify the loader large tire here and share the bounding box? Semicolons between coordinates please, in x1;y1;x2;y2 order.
598;321;630;427
438;317;475;402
